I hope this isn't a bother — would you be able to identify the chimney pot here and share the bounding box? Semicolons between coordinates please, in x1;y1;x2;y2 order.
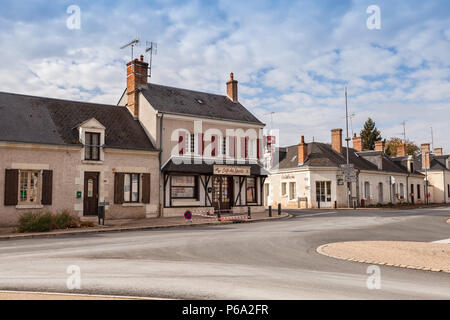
352;134;363;152
140;55;144;61
331;129;343;154
226;72;238;102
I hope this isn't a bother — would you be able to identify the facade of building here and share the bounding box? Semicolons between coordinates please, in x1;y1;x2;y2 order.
0;93;160;227
0;55;267;226
413;144;450;204
118;57;267;216
265;129;425;209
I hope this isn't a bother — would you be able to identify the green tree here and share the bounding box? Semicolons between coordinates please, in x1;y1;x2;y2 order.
385;137;420;158
360;118;382;150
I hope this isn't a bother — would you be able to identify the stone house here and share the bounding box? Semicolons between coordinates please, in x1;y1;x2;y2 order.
265;129;425;209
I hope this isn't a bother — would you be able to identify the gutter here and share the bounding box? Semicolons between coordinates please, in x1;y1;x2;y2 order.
158;112;164;218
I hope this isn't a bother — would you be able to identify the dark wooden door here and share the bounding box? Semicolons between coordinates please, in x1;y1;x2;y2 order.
212;176;232;212
84;172;99;216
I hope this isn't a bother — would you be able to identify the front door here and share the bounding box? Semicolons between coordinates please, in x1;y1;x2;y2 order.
84;172;99;216
315;181;332;208
212;176;232;213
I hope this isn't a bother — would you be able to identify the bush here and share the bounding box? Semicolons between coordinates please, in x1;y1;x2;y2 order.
52;210;79;229
18;211;53;232
80;221;95;228
18;210;84;233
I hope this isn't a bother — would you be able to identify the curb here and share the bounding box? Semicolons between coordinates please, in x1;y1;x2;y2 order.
0;213;292;241
316;243;450;274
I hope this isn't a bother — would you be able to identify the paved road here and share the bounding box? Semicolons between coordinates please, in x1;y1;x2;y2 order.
0;207;449;299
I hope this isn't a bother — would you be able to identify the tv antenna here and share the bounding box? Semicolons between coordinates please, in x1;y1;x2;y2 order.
120;39;140;60
145;41;157;78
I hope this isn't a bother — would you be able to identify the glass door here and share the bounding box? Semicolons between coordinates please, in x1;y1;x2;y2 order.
315;181;332;208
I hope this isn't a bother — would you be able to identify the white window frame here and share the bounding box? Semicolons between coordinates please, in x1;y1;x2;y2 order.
18;170;41;205
289;182;296;201
281;182;287;197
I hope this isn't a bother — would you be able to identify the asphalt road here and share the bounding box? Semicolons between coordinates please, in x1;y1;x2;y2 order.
0;207;449;299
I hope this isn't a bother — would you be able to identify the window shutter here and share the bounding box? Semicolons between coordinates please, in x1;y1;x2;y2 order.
114;172;124;204
229;136;236;158
178;134;184;156
4;169;18;206
41;170;53;205
211;135;216;157
142;173;151;203
257;138;261;159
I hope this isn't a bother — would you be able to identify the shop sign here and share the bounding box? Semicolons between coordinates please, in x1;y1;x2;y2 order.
213;165;250;176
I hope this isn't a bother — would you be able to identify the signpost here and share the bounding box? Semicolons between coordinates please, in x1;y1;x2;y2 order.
340;164;357;182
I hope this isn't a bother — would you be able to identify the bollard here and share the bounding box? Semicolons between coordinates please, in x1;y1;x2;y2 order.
353;200;356;210
269;206;272;217
334;201;337;209
317;201;320;209
278;203;281;216
247;206;251;219
217;210;221;220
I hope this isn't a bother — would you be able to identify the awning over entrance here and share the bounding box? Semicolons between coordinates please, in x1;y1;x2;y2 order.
161;158;269;176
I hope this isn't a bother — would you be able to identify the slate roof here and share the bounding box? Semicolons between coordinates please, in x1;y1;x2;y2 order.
139;83;264;125
414;154;450;171
274;142;423;175
0;91;155;151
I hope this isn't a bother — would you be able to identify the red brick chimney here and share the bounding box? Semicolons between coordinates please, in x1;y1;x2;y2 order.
434;148;443;156
421;143;431;170
352;133;363;152
331;129;342;154
226;72;238;102
397;142;406;157
126;55;148;118
375;141;385;153
298;136;308;164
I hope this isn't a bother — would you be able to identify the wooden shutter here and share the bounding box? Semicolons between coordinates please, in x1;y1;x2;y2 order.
257;138;261;160
211;135;216;157
142;173;151;203
179;134;184;155
41;170;53;205
114;173;124;204
201;133;205;155
4;169;18;206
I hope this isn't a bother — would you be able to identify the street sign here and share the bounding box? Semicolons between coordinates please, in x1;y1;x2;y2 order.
184;210;192;220
340;164;357;182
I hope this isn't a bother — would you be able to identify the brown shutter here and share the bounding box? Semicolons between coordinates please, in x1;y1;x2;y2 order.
4;169;18;206
114;173;124;204
142;173;151;203
41;170;53;205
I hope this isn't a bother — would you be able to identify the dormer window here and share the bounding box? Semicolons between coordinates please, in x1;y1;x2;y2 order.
85;132;101;161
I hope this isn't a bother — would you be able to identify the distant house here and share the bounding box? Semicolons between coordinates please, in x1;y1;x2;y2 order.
265;129;425;209
118;56;267;217
412;145;450;204
0;93;159;226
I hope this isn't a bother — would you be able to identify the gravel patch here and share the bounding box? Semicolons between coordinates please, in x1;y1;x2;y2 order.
317;241;450;273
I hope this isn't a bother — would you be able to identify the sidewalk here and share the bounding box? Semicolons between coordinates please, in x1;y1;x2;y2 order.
0;211;290;240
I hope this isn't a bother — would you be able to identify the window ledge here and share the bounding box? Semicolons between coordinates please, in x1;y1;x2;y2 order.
16;204;44;209
122;203;144;207
82;160;104;165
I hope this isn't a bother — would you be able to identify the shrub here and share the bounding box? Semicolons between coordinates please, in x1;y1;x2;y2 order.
18;211;53;233
53;210;79;229
376;203;383;207
80;221;95;228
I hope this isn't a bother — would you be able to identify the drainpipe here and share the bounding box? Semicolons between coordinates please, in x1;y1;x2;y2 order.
158;113;164;217
406;173;410;203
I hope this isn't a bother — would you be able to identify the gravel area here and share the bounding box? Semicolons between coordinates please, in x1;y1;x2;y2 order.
318;241;450;273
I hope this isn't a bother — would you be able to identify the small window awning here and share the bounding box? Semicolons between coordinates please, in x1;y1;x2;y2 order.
161;158;269;176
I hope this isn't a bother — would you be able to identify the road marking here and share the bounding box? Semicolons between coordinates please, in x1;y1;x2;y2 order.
0;290;167;300
294;212;338;218
432;239;450;244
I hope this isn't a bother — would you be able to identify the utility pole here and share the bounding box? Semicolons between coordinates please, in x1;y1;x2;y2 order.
430;127;434;151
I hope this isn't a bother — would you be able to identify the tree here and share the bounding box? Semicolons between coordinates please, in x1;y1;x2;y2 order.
385;137;420;158
360;118;382;150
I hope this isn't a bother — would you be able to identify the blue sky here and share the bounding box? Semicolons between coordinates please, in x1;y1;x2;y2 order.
0;0;449;151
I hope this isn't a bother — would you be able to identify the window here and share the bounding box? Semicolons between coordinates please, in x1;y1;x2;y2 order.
124;173;140;203
417;184;421;199
190;133;195;154
399;183;404;199
222;136;227;156
19;170;40;204
316;181;331;202
281;182;287;196
85;132;100;160
289;182;296;200
171;175;198;199
246;177;256;203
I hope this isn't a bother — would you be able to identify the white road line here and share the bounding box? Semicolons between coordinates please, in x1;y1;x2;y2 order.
0;290;167;300
432;239;450;244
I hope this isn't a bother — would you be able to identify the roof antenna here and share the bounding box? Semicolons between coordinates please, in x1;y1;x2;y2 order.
145;41;157;78
120;38;140;60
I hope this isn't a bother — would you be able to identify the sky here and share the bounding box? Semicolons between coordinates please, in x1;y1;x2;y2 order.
0;0;449;151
